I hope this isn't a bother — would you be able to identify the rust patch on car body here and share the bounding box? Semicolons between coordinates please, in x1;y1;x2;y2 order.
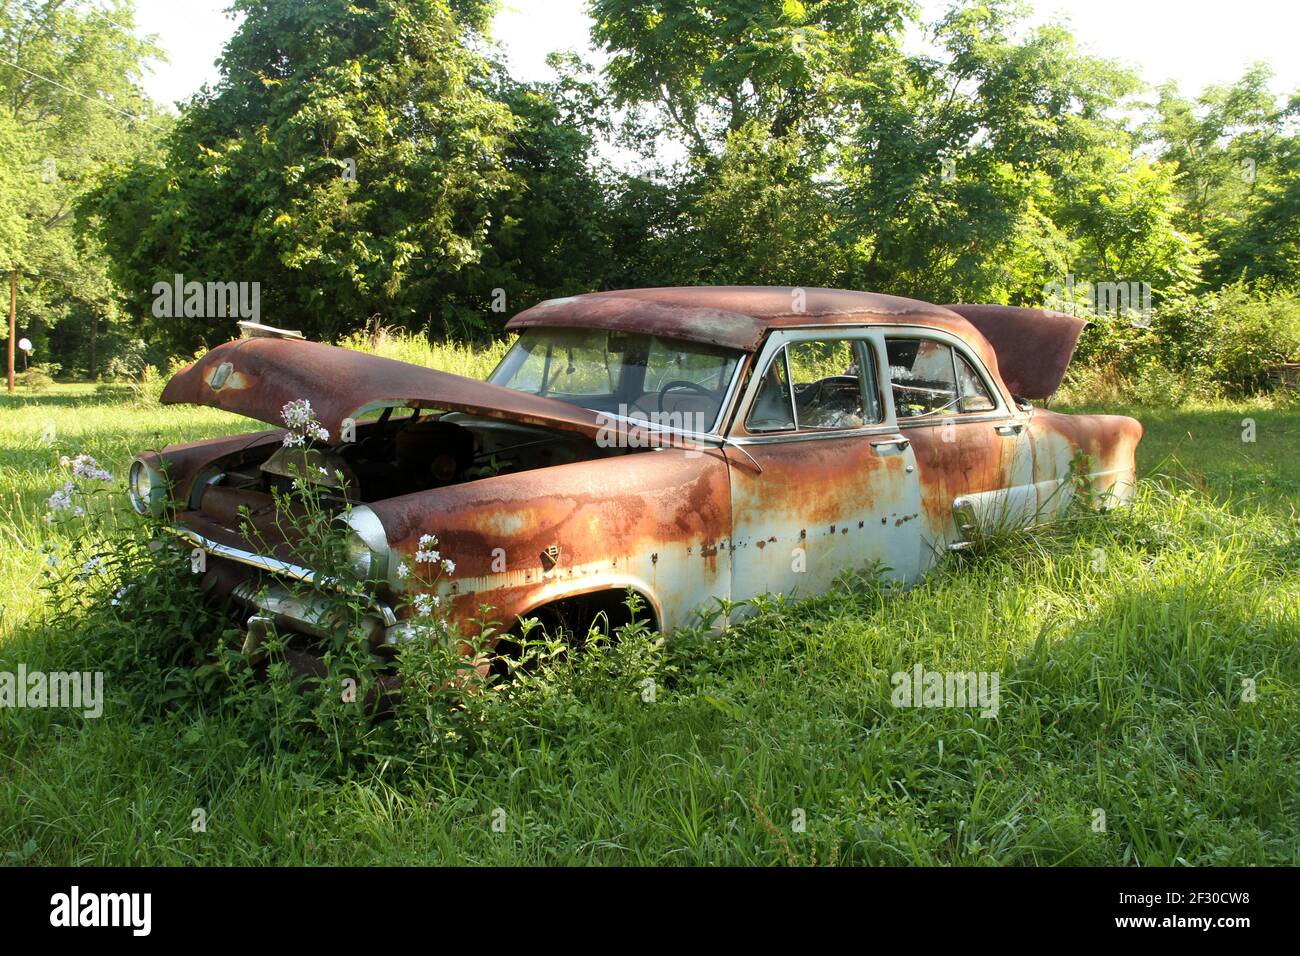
370;446;733;634
508;286;970;353
507;293;769;351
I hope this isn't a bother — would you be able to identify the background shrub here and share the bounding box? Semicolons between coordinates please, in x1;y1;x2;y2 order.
1065;285;1300;405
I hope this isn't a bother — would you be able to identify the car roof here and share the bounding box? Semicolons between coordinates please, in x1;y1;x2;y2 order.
505;286;975;353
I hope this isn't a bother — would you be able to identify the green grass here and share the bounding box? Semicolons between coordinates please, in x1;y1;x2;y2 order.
0;385;248;644
334;326;510;379
1064;396;1300;512
0;368;1296;865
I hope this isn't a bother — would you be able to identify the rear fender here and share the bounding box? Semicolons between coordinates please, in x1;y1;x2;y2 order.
1026;410;1143;517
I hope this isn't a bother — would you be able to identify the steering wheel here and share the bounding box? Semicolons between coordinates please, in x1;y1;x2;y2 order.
796;375;856;402
658;380;714;413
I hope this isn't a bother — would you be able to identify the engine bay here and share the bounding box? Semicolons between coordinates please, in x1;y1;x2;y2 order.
211;410;611;505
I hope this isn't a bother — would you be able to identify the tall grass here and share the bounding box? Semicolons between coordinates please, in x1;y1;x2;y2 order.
0;370;1295;866
336;325;511;380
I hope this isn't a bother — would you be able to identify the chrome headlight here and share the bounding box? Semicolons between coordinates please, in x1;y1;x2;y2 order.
128;458;167;516
340;506;389;581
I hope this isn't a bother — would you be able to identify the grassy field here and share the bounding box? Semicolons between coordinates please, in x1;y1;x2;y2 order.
0;362;1296;865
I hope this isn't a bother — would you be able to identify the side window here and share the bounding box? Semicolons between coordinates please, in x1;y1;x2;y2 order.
887;338;959;419
746;350;796;432
787;338;879;428
747;338;880;433
955;354;997;412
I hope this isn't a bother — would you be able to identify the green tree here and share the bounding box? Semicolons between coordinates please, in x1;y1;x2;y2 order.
1053;145;1203;298
1147;68;1300;290
1216;121;1300;289
1;0;162;381
87;0;520;350
689;119;849;285
462;53;622;321
838;1;1190;304
591;0;914;160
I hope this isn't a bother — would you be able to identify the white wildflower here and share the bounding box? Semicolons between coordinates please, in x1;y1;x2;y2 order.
78;556;106;579
280;399;330;446
396;561;410;580
415;533;441;564
69;454;113;483
281;399;315;428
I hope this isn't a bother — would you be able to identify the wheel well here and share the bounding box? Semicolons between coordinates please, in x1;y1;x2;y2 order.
533;588;658;637
494;588;660;660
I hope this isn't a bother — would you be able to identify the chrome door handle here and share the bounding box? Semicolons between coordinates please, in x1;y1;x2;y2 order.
995;423;1024;436
871;437;911;451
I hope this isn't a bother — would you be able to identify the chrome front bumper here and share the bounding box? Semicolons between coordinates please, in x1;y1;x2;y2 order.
170;526;414;646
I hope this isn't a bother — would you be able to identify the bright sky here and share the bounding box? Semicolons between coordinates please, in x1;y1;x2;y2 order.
133;0;1300;109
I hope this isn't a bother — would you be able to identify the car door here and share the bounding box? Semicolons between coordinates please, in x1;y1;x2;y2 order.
725;329;923;605
882;330;1035;568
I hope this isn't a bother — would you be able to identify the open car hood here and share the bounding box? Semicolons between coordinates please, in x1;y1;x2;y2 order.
160;337;610;442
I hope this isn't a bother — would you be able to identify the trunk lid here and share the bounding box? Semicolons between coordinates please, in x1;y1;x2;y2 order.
942;304;1086;399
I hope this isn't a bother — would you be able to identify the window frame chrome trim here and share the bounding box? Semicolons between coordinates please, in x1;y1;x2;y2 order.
878;325;1011;426
732;327;890;440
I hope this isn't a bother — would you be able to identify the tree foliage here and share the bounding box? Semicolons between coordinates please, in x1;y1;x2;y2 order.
7;0;1291;375
1;0;162;375
1146;66;1300;290
85;0;522;349
592;0;913;157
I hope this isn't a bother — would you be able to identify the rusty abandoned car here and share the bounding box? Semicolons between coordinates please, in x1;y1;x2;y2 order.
129;287;1142;648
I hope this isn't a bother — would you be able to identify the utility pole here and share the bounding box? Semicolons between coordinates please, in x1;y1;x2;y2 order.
7;270;15;394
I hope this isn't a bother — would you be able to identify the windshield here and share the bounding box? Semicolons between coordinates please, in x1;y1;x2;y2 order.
488;328;742;433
